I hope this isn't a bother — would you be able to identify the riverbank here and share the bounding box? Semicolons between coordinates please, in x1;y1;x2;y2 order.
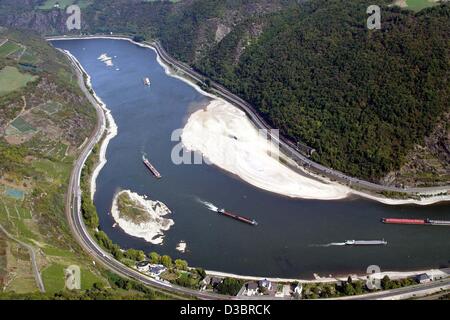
55;48;118;200
206;267;450;284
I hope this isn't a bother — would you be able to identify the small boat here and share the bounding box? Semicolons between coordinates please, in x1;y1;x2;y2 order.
143;77;151;86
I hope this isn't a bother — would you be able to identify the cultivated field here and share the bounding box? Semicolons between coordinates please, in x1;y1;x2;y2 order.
0;66;36;96
0;40;21;58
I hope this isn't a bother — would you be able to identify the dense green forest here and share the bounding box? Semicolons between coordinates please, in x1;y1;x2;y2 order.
194;0;450;180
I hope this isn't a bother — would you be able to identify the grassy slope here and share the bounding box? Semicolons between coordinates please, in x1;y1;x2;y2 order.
0;28;109;295
0;28;175;300
0;66;37;96
406;0;439;11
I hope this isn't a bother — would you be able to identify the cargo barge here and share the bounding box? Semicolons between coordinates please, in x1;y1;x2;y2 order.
217;208;258;226
382;218;450;226
344;240;387;246
142;155;161;179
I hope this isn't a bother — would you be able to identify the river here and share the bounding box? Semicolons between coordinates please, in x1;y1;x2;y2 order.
52;38;450;278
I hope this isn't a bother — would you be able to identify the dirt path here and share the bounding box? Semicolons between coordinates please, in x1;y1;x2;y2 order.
0;223;45;293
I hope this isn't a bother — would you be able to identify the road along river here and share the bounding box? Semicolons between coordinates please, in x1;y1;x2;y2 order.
52;38;450;279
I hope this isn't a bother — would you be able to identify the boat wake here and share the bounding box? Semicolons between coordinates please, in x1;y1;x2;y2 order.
310;242;346;247
197;198;219;212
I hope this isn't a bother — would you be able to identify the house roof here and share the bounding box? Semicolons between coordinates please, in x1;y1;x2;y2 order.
210;277;222;286
417;273;432;280
247;282;258;290
136;261;150;268
259;279;271;287
149;265;166;272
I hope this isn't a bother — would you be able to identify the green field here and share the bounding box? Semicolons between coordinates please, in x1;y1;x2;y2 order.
10;117;35;133
0;40;21;58
0;66;37;96
39;101;62;115
19;50;40;65
42;263;103;293
406;0;439;11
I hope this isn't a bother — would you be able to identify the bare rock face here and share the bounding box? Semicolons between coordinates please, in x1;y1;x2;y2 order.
381;113;450;188
215;23;231;43
4;9;65;34
425;116;450;164
233;22;264;64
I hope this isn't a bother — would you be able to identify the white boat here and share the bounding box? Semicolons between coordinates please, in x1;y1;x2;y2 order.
143;77;151;86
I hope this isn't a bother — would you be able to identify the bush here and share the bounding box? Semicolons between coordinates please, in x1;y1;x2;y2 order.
216;278;243;296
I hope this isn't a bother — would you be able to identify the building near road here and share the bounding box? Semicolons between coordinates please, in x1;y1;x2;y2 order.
135;261;166;277
149;264;166;277
244;282;259;296
210;277;223;289
258;279;272;291
417;273;433;284
136;261;150;272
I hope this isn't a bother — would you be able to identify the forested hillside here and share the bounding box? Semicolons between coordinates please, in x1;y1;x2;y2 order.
195;0;450;181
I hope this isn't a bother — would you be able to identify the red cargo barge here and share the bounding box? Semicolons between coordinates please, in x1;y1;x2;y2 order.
382;218;426;225
142;155;161;179
217;208;258;226
382;218;450;226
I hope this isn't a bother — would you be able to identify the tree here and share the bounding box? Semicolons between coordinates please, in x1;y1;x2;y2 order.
216;278;243;296
381;275;392;290
111;244;123;260
343;283;356;296
175;259;188;271
161;255;172;268
148;252;160;264
92;282;105;291
132;35;145;42
124;249;146;261
195;268;206;280
175;272;197;289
